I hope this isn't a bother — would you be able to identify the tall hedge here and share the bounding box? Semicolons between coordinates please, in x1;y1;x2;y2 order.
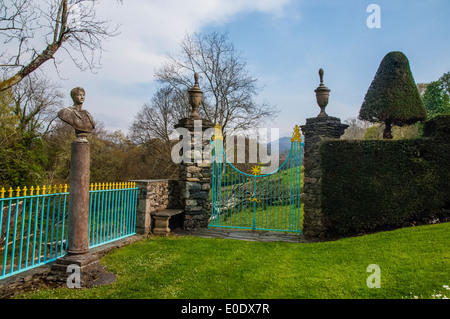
320;116;450;235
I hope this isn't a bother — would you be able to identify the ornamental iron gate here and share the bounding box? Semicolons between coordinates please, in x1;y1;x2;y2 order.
209;125;304;233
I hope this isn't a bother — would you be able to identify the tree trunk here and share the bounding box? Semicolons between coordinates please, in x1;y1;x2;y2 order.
383;120;393;139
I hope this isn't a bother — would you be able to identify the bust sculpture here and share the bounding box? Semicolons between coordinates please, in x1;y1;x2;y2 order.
58;87;95;135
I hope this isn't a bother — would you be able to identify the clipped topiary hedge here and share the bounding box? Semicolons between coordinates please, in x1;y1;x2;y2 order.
358;51;426;139
320;116;450;236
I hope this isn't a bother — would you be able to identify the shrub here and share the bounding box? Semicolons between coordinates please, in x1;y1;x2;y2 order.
320;117;450;235
359;51;426;139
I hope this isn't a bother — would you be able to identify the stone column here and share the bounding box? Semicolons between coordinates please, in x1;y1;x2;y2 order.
134;180;153;236
47;87;106;287
66;133;90;254
175;73;214;229
300;69;348;240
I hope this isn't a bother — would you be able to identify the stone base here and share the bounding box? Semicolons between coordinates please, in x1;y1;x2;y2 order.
46;253;108;288
153;215;171;236
151;209;183;236
183;213;210;229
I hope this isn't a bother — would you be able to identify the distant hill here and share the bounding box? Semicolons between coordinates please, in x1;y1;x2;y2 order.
267;136;293;155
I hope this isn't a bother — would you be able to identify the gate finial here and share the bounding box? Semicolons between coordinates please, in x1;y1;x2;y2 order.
188;72;202;119
291;124;302;142
315;68;331;117
212;123;223;141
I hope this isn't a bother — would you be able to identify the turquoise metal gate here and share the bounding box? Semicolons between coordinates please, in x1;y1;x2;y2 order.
209;125;304;233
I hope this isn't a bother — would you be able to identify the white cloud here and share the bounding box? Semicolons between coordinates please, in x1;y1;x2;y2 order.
93;0;292;84
31;0;291;135
46;0;292;133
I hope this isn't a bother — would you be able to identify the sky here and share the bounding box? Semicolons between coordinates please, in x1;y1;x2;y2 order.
43;0;450;140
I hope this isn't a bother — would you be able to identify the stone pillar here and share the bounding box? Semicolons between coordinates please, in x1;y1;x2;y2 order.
300;69;348;240
47;88;107;287
66;133;90;255
134;180;153;236
175;73;214;229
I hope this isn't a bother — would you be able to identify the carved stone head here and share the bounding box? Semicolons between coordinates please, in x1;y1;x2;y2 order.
70;87;86;107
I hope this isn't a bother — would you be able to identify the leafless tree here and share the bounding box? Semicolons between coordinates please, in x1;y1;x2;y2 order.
155;31;279;133
416;83;428;97
341;117;371;140
130;86;189;145
12;75;64;136
0;0;121;92
0;74;64;148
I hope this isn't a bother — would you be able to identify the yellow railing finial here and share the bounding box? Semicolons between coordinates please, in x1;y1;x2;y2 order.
1;181;137;197
212;123;223;141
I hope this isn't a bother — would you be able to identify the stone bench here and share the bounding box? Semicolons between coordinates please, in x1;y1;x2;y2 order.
151;209;183;236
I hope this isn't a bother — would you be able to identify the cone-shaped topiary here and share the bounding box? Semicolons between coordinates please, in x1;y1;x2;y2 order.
359;51;426;139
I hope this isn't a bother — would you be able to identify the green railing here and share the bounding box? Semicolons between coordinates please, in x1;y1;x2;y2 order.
0;183;138;280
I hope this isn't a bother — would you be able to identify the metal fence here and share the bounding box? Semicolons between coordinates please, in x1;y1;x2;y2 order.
0;182;138;280
88;183;138;248
209;125;304;233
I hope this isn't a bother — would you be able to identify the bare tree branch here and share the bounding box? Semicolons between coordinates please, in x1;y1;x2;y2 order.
9;75;64;136
130;86;189;145
155;31;279;133
0;0;121;92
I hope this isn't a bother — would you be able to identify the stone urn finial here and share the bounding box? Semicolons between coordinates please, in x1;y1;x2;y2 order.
314;68;331;118
188;72;202;119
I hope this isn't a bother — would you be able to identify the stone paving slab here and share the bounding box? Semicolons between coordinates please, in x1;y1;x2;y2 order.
174;228;307;243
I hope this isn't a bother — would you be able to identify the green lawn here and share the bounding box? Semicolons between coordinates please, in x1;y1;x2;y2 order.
15;222;450;299
213;165;304;232
213;203;304;232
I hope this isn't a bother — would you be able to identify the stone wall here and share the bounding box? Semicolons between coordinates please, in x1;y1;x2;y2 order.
133;179;180;235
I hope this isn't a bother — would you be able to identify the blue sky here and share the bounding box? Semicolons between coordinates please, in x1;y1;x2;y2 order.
45;0;450;139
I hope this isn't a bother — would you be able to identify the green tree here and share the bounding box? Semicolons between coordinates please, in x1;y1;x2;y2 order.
363;123;420;140
439;72;450;95
359;51;426;139
422;80;450;119
0;88;19;147
0;77;62;188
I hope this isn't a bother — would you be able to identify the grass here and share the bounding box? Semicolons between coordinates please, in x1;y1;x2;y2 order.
14;222;450;299
214;203;304;232
213;165;304;232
